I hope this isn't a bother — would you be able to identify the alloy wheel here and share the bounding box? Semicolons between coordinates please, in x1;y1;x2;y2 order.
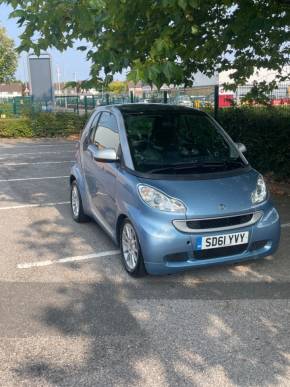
121;223;139;271
71;184;80;218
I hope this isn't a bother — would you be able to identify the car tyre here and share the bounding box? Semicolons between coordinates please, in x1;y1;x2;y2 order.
120;220;146;277
70;180;89;223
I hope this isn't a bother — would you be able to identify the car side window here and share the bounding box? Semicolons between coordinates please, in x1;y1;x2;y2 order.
89;113;101;143
92;112;120;152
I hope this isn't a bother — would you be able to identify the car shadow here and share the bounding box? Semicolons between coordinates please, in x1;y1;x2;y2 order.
12;274;290;386
10;193;290;385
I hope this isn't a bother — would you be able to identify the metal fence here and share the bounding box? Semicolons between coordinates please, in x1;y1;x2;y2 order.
0;83;289;118
0;88;217;117
235;83;290;105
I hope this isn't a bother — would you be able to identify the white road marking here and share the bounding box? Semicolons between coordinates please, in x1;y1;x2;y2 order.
0;175;69;182
0;150;74;158
0;201;70;210
0;143;75;148
14;222;290;269
17;250;121;269
0;160;74;166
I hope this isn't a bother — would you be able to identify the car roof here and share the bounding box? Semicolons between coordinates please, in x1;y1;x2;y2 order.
114;103;205;115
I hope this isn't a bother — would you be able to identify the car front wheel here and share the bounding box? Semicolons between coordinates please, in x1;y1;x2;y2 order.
120;220;146;277
70;181;89;223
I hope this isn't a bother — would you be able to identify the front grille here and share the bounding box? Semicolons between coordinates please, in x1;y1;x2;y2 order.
194;244;248;260
187;214;253;230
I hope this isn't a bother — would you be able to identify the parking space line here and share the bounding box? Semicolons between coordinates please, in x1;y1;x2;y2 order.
17;250;121;269
0;143;75;148
0;151;74;158
13;223;290;269
0;201;70;210
0;175;69;182
0;161;74;166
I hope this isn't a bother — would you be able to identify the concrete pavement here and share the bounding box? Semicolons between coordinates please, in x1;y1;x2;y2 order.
0;138;289;386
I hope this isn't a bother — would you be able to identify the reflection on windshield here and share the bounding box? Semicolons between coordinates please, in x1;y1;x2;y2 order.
124;111;246;174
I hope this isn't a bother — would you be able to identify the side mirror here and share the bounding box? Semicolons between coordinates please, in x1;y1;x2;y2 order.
236;142;247;153
88;145;119;162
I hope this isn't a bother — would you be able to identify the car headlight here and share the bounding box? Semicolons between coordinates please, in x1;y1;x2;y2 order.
138;185;186;213
251;175;267;204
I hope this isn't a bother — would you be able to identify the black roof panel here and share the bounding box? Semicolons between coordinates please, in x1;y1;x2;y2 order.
115;103;205;115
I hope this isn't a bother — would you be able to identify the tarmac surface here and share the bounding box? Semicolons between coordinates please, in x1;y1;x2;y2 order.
0;138;289;386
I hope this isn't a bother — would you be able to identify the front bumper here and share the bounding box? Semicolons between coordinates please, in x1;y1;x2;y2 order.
133;203;280;275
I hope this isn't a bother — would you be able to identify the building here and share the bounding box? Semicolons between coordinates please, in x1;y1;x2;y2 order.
128;81;171;97
0;83;23;98
54;82;100;96
219;66;290;87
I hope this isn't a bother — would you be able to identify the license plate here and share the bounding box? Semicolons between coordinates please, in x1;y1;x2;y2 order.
196;231;249;250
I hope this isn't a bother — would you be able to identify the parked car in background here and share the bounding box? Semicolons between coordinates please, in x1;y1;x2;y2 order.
175;95;192;107
70;104;280;276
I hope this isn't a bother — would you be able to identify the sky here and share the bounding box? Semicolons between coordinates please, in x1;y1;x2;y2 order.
0;3;92;82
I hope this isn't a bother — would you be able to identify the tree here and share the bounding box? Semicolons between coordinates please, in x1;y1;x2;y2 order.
64;78;106;94
241;81;274;106
107;81;128;94
0;27;17;83
2;0;290;88
64;81;83;95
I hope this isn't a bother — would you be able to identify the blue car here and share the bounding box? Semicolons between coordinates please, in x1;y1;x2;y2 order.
70;104;280;276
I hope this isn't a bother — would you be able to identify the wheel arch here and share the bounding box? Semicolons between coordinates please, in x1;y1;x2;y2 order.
116;214;127;246
69;164;89;215
70;174;76;185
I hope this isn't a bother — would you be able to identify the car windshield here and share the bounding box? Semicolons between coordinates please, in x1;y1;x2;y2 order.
123;109;247;175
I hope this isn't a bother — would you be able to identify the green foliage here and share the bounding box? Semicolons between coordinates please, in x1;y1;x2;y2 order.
0;102;14;117
218;107;290;178
0;107;289;179
2;0;289;88
0;117;32;137
0;27;17;83
241;81;275;106
30;112;87;137
107;81;128;94
0;113;86;138
64;78;105;93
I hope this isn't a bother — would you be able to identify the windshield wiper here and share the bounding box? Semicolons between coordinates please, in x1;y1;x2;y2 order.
147;166;178;174
147;160;245;174
147;162;214;174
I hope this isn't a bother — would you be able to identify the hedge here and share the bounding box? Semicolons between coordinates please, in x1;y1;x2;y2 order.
0;112;87;138
0;107;289;178
218;107;290;178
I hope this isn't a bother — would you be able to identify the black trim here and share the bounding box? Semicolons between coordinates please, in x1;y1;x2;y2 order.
194;244;248;259
122;165;252;181
165;252;189;262
116;104;204;115
249;240;268;251
187;214;253;230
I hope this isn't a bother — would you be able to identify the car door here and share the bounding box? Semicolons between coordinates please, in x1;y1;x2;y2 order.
81;111;101;211
82;111;120;235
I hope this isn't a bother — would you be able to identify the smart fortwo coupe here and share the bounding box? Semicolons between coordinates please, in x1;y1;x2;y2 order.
70;104;280;276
